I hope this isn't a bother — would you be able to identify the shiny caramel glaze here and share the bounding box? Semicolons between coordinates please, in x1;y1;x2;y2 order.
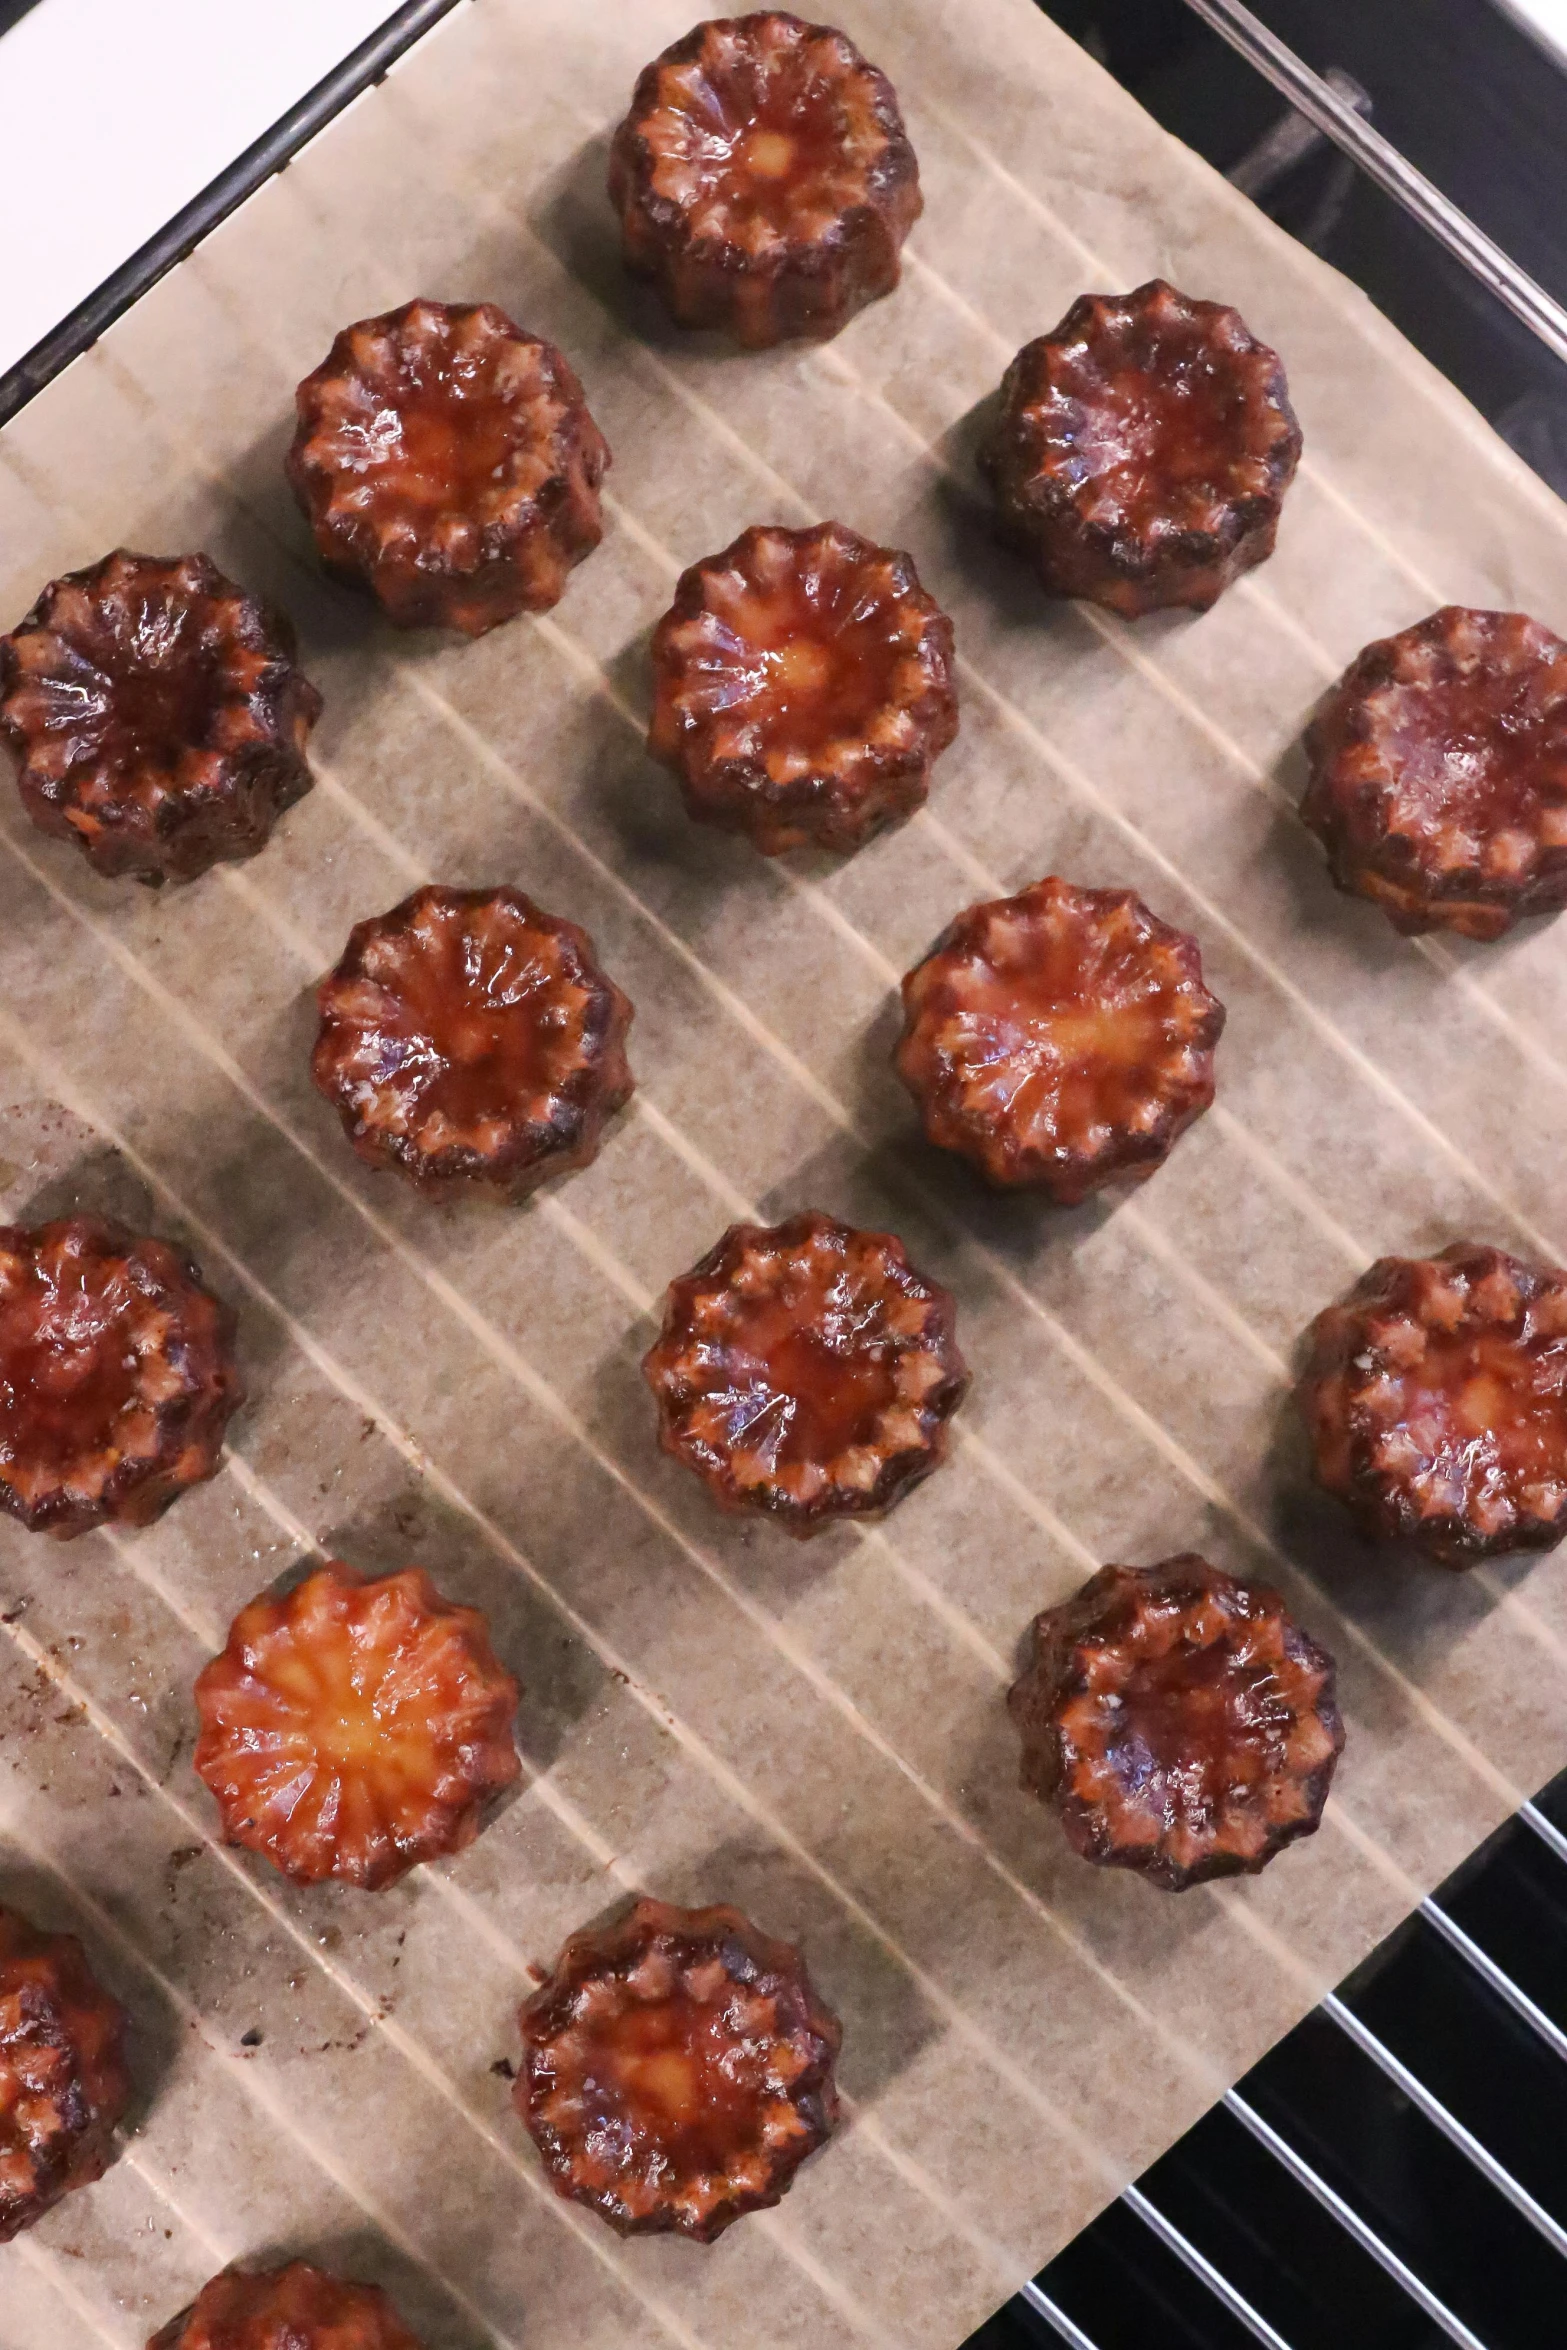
287;300;610;635
642;1209;968;1536
0;1905;130;2243
0;1216;242;1539
516;1897;840;2239
980;281;1302;618
896;876;1224;1199
0;551;320;884
609;12;920;347
650;521;957;855
148;2261;426;2350
1297;1242;1567;1565
194;1563;520;1890
1008;1556;1343;1892
312;885;634;1198
1302;607;1567;939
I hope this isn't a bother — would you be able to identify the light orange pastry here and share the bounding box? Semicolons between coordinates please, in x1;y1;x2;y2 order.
194;1563;520;1889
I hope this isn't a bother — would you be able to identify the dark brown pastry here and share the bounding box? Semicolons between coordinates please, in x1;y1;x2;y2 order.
148;2261;425;2350
0;550;319;884
1009;1556;1343;1891
979;280;1302;618
286;299;609;635
194;1563;520;1890
0;1215;242;1538
1302;606;1567;940
311;884;634;1198
649;521;957;856
1297;1242;1567;1565
0;1904;130;2242
609;12;920;348
895;876;1223;1200
643;1209;967;1536
515;1897;840;2240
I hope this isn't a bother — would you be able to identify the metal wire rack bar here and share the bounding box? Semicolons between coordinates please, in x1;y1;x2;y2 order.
1223;2090;1493;2350
1419;1894;1567;2069
1321;1992;1567;2260
1122;2183;1298;2348
1018;2277;1104;2348
1521;1799;1567;1866
1179;0;1567;368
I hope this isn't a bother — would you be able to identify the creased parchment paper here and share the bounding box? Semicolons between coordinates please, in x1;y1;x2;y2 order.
2;3;1567;2345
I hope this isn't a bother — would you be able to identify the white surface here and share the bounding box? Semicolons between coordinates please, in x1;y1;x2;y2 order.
0;0;398;375
1489;0;1567;60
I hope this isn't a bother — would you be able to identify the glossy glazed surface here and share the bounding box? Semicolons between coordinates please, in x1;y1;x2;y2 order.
194;1564;520;1889
0;550;319;883
642;1210;968;1535
649;521;957;854
1298;1243;1567;1564
312;885;634;1197
148;2260;426;2350
0;1216;241;1537
609;12;920;346
980;280;1301;617
896;876;1223;1198
516;1898;840;2239
287;300;609;634
1303;606;1567;938
1009;1556;1343;1891
0;1905;130;2242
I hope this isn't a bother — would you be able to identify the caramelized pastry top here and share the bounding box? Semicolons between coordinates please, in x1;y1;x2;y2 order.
287;299;609;635
642;1209;968;1535
649;521;957;855
0;1215;242;1538
0;550;319;883
1008;1556;1343;1891
312;884;634;1197
980;281;1301;617
194;1563;520;1889
1298;1242;1567;1564
1302;606;1567;940
609;12;920;347
516;1897;840;2239
0;1903;130;2243
896;876;1223;1198
148;2261;426;2350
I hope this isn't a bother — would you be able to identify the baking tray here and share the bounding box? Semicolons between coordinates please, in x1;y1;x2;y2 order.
3;1;1567;2345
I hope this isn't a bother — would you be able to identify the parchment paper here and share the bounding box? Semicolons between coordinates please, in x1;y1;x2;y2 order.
2;3;1567;2345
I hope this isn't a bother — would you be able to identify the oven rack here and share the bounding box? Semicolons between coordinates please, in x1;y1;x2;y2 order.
967;1772;1567;2350
1179;0;1567;369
